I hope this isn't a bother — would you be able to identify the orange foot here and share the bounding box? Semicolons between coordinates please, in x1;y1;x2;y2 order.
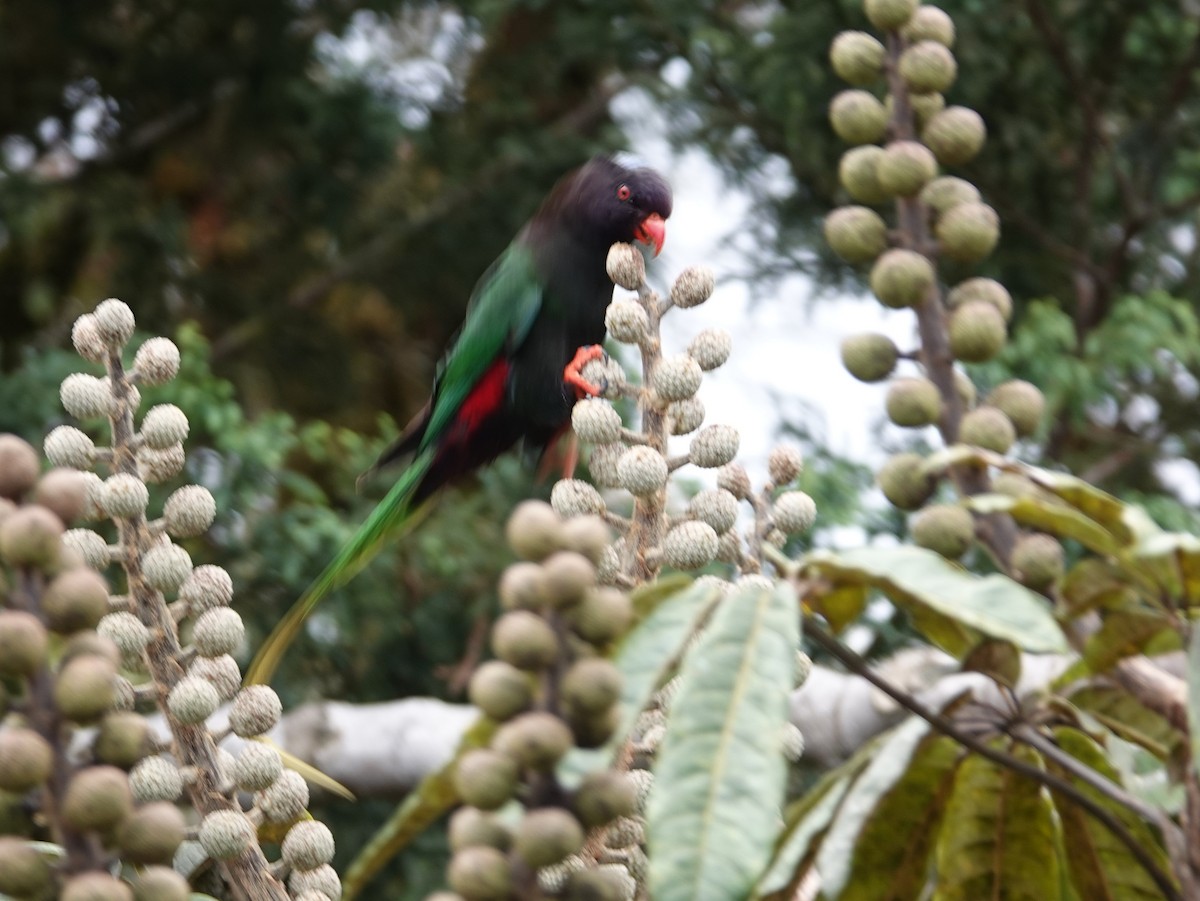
564;345;607;398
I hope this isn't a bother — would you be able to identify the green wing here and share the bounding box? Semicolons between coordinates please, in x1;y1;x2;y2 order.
244;243;544;687
421;242;544;448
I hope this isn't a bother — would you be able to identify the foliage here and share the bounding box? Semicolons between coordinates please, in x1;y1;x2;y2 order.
0;0;674;428
0;305;316;899
1;321;542;895
757;0;1200;894
645;579;799;901
4;0;1200;898
803;544;1067;655
653;0;1200;502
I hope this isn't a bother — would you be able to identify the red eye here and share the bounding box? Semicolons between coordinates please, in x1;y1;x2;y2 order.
617;184;632;201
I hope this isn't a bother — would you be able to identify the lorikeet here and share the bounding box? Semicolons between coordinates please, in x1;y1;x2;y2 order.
246;157;672;684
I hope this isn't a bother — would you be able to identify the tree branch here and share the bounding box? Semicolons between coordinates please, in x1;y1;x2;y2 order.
1022;0;1139;221
803;619;1182;901
882;31;1018;566
1009;723;1166;827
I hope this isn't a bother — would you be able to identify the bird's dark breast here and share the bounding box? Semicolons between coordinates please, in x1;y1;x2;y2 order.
504;228;614;429
507;272;611;429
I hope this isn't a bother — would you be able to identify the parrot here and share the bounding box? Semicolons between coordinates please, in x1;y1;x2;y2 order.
245;156;672;685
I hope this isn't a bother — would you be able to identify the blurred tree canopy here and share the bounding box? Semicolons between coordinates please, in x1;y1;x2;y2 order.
4;2;1199;894
4;0;1199;502
1;0;664;429
4;0;1199;677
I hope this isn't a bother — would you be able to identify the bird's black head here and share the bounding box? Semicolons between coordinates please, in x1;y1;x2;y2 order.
550;156;673;256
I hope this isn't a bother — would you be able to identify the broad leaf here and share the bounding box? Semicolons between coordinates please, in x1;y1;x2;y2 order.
1189;626;1200;784
1065;686;1179;760
967;492;1120;557
342;717;494;900
933;744;1061;901
815;717;934;896
921;443;1002;476
754;775;852;898
756;736;887;897
629;572;695;618
803;546;1068;654
1021;468;1161;547
558;577;724;786
1135;533;1200;607
1060;559;1138;617
962;638;1022;688
1083;609;1179;673
815;582;869;633
906;599;978;658
836;733;964;901
952;459;1170;568
840;736;963;900
1049;727;1174;900
646;579;800;901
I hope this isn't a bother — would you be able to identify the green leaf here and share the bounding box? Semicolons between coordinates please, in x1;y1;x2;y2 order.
756;736;887;897
967;492;1121;557
815;582;869;633
1060;559;1138;618
1188;625;1200;784
558;577;724;786
646;579;800;901
816;717;933;895
818;717;963;900
962;638;1022;688
907;602;979;658
1135;533;1200;607
966;464;1171;577
921;443;1001;475
1083;609;1178;673
933;744;1062;901
1065;686;1179;760
342;717;495;901
1021;469;1156;547
803;546;1068;654
1049;727;1174;900
754;775;852;898
630;572;696;618
839;734;963;901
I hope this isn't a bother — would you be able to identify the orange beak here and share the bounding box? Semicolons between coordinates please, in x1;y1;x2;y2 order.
635;213;667;257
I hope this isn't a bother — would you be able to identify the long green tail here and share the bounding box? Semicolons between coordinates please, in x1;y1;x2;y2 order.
244;448;436;686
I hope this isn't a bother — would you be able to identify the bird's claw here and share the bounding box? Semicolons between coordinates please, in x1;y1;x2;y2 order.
564;345;608;398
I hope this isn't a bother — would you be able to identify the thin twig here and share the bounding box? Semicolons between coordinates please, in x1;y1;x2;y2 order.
1008;724;1165;827
622;279;669;584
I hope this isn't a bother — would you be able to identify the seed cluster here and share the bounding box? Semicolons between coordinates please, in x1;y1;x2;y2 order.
430;502;642;900
826;3;1056;574
561;247;821;586
1;299;330;900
